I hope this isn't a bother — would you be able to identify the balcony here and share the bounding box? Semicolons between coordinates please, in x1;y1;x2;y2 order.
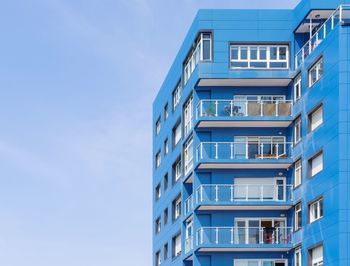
196;141;293;169
196;226;293;252
295;5;350;69
196;99;293;128
196;184;293;210
185;236;194;254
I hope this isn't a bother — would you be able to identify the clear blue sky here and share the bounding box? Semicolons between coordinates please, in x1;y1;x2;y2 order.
0;0;300;265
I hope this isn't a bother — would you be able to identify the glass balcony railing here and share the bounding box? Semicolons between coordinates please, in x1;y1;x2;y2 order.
196;100;292;118
184;195;194;216
196;227;293;247
196;141;293;161
185;236;193;254
196;184;293;204
295;5;350;69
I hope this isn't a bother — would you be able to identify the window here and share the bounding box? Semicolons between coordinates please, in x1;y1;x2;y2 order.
173;82;181;110
294;74;302;102
309;105;323;132
155;117;161;135
230;44;289;69
234;260;287;266
309;152;323;177
155;217;161;234
164;173;168;191
309;198;323;223
295;202;302;230
155;183;161;201
164;208;168;225
172;233;181;257
184;32;212;84
164;104;168;121
309;58;323;87
294;159;302;187
173;158;182;184
172;195;181;221
295;246;302;266
155;250;161;266
164;243;168;260
155;151;161;168
294;116;302;144
184;137;193;175
184;96;193;135
164;138;169;156
173;122;182;147
309;245;323;266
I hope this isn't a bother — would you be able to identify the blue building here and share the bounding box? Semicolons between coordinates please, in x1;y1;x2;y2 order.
152;1;350;265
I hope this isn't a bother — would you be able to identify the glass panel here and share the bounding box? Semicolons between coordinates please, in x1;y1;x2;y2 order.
250;47;258;60
279;47;287;59
248;220;260;244
270;47;278;60
231;47;239;60
203;39;211;60
259;47;267;59
241;47;248;59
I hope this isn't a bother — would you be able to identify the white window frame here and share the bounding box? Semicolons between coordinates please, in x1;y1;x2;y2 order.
309;152;323;177
309;105;323;132
184;96;193;136
230;44;289;69
308;58;323;88
155;217;161;234
294;246;302;266
155;151;161;168
310;245;323;266
173;233;182;257
234;259;288;266
156;117;161;135
309;198;323;223
155;250;161;266
294;159;302;187
295;202;302;231
294;74;302;102
294;116;302;144
164;138;169;156
173;122;182;146
155;183;161;201
173;196;182;220
184;32;212;84
184;137;193;175
174;158;181;183
173;83;181;110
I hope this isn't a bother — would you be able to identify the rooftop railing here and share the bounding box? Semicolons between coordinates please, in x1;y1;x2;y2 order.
196;184;293;204
196;100;292;119
196;226;293;246
295;5;350;69
196;141;293;161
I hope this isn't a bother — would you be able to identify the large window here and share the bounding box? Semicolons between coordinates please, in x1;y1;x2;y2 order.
294;116;302;144
172;195;181;221
184;32;212;84
184;137;193;175
309;58;323;87
309;152;323;177
173;157;182;184
309;105;323;132
309;245;323;266
309;197;323;223
173;122;182;147
172;233;182;258
294;159;302;187
184;96;193;136
173;82;181;110
294;74;302;102
295;246;302;266
230;45;289;69
295;202;302;231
